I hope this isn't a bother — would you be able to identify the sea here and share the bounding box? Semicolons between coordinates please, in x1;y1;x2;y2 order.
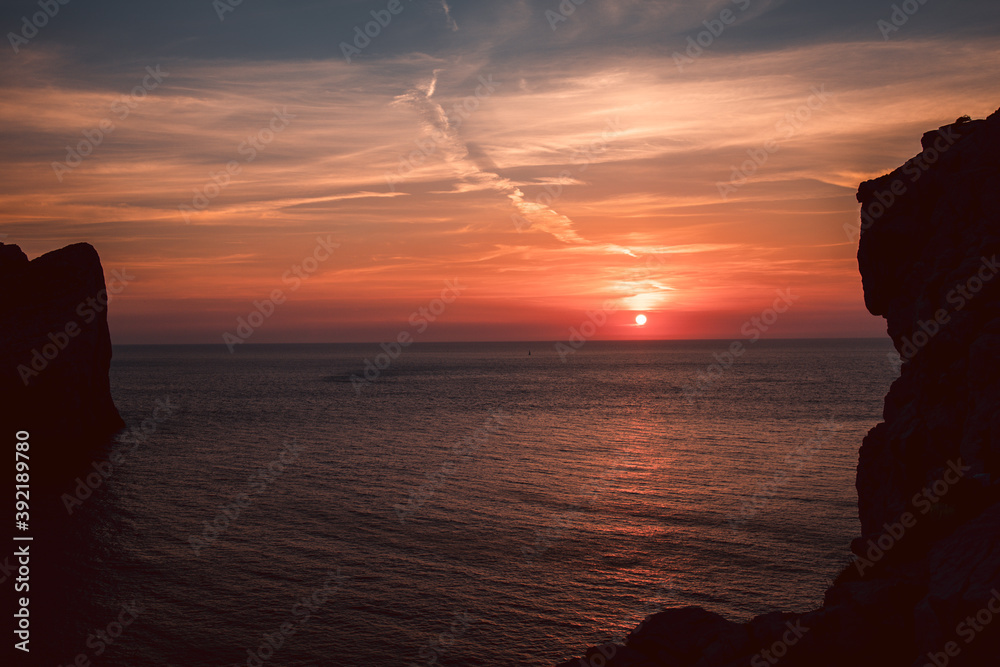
48;339;898;666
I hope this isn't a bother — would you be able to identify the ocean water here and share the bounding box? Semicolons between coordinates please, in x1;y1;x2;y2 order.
54;339;897;666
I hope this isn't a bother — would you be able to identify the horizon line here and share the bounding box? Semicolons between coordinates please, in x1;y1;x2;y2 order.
111;336;891;346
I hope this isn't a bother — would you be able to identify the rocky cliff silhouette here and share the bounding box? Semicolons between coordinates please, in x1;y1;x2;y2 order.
0;242;124;454
1;242;126;661
557;108;1000;667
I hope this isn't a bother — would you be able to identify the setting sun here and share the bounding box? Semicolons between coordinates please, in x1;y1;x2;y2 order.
635;314;647;326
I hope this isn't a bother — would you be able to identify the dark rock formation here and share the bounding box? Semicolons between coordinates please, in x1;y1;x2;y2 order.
0;242;124;449
556;108;1000;666
1;242;126;662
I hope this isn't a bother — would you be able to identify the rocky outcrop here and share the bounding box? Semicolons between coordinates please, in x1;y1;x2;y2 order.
1;242;125;662
556;109;1000;666
0;242;124;448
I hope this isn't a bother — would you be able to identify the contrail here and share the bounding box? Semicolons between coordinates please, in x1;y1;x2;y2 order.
440;0;459;31
392;71;592;246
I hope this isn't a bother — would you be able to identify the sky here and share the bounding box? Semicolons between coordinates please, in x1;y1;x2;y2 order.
1;0;999;344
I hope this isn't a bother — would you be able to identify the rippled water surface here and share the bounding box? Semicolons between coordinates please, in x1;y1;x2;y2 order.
66;339;896;666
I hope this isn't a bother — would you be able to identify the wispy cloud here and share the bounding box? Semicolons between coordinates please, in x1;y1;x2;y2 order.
441;0;459;31
391;69;590;245
2;29;998;341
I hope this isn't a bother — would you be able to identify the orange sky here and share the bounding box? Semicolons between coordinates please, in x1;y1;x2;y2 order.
3;14;999;342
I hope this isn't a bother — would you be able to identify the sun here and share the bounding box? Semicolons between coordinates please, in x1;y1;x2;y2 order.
635;314;647;326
